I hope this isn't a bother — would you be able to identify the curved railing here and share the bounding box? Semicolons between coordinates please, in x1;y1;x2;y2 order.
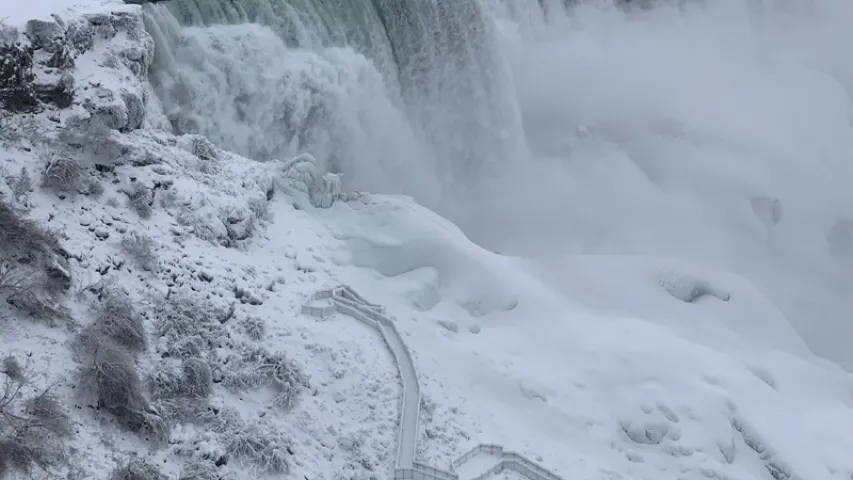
302;286;561;480
302;286;420;471
452;444;563;480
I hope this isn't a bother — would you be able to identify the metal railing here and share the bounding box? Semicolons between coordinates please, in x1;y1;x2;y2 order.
303;287;562;480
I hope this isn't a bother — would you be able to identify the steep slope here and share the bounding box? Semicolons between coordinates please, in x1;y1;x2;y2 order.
0;2;852;480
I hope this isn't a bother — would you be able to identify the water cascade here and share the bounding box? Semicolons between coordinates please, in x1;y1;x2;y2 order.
142;0;528;204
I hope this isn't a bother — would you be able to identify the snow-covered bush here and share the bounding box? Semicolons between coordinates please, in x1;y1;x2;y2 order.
178;458;219;480
178;134;220;174
5;166;33;205
239;315;266;341
84;177;105;197
0;200;72;324
274;152;348;209
120;232;158;272
125;182;153;219
94;287;147;352
190;403;242;433
0;356;73;478
80;344;168;442
223;346;307;412
225;421;291;474
153;289;227;359
0;201;66;281
39;144;84;194
149;358;212;401
6;288;73;326
109;458;169;480
182;358;213;398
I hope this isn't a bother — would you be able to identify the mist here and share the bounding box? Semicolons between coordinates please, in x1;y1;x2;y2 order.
143;0;853;369
457;0;853;369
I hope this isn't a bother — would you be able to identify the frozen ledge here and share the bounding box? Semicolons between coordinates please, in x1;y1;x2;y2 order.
302;286;562;480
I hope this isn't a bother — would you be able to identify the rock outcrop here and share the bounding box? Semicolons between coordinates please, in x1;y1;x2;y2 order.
0;9;152;133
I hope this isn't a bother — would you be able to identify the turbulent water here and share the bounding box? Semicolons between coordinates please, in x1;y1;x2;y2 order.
142;0;853;370
142;0;527;205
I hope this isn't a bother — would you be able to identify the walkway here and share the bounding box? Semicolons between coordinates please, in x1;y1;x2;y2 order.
302;286;563;480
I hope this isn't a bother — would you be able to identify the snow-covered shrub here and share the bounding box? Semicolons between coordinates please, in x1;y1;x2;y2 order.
1;356;22;380
80;344;168;442
125;182;153;219
0;201;66;279
109;458;169;480
0;357;73;478
6;288;73;326
39;144;84;194
178;458;219;480
84;177;105;197
167;189;268;248
149;358;212;400
239;315;266;341
182;358;213;398
190;137;218;162
246;193;271;222
5;166;33;205
190;403;242;433
0;201;72;323
94;287;147;352
225;421;291;474
274;152;348;209
120;232;158;272
223;346;307;411
154;289;227;359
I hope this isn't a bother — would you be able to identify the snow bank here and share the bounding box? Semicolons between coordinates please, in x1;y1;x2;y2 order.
319;191;853;480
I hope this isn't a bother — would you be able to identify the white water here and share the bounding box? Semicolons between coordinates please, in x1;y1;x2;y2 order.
466;0;853;369
144;0;853;370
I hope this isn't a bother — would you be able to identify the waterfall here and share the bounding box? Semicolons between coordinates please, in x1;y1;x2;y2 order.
142;0;528;204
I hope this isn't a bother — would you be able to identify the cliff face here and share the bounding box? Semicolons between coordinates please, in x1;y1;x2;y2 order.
0;3;400;479
0;8;152;130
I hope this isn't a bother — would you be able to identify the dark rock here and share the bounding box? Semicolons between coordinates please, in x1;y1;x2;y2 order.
122;90;144;130
46;42;75;69
0;41;38;112
91;102;128;130
85;14;113;26
33;72;74;108
25;20;64;52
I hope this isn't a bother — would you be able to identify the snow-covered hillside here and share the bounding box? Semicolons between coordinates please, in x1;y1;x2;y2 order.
0;2;852;480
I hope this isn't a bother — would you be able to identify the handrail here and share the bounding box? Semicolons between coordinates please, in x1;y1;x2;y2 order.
302;287;562;480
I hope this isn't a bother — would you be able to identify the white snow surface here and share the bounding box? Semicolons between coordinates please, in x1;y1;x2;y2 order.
4;0;131;24
1;2;852;480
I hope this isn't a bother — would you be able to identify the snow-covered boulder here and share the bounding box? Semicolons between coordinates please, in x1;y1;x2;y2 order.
0;8;151;131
